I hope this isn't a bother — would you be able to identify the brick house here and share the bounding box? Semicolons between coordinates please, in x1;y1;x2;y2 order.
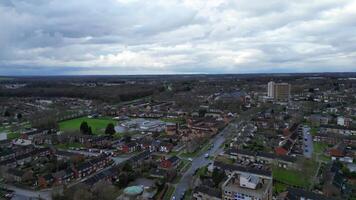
160;156;181;169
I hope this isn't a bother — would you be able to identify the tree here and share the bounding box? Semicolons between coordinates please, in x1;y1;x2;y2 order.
198;108;207;117
17;113;22;119
88;126;92;135
212;168;225;187
92;181;117;200
123;134;131;143
80;121;92;135
122;162;133;172
4;110;10;117
105;123;116;135
118;172;129;188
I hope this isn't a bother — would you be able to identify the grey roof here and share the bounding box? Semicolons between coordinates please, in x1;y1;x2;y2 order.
214;161;272;177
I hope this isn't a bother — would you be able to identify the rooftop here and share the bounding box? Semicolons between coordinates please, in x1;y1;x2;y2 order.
222;171;272;198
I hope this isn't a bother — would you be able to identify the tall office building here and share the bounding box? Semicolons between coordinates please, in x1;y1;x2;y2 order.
267;81;291;101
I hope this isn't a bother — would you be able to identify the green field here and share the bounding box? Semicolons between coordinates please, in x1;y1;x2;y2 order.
273;167;310;188
273;182;288;194
163;185;175;200
59;117;117;135
161;117;185;124
313;142;329;154
7;132;21;140
313;142;331;162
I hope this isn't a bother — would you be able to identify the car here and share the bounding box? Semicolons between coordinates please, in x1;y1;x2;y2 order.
188;158;193;161
204;153;209;158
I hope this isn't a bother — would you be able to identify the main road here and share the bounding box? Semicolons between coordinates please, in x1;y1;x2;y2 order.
173;122;239;199
172;106;262;199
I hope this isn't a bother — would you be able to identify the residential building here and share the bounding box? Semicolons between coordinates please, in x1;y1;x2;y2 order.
277;187;331;200
160;156;181;169
193;185;221;200
267;81;275;98
267;81;291;101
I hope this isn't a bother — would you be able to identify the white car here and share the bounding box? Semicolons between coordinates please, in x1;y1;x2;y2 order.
188;158;193;161
204;153;209;158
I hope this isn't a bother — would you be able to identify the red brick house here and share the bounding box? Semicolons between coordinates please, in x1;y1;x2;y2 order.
275;140;293;156
120;142;138;153
160;156;181;169
329;143;346;157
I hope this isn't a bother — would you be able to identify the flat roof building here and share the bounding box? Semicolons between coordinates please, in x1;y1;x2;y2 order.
222;171;272;200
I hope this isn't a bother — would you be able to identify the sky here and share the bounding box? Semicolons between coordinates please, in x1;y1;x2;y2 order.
0;0;356;75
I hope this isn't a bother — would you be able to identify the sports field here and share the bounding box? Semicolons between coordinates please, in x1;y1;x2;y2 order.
59;117;116;135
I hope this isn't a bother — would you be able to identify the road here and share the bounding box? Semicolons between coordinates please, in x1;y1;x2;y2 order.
172;108;259;200
5;185;52;200
173;123;236;199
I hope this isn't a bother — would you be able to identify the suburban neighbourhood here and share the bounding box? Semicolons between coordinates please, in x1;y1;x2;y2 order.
0;74;355;200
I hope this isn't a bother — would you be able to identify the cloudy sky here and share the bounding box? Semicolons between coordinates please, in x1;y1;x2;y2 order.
0;0;356;75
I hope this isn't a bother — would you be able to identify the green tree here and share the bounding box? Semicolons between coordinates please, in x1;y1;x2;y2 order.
198;108;207;117
122;162;133;172
118;172;129;188
80;121;88;133
105;123;116;135
88;126;92;135
123;134;131;143
17;113;22;119
4;110;10;117
212;168;225;187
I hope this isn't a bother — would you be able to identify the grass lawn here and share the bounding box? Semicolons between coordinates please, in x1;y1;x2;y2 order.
313;142;331;162
196;166;208;177
163;185;175;200
55;142;84;149
215;155;234;164
177;160;188;171
7;132;21;140
183;189;192;200
181;162;192;173
310;127;318;136
313;142;328;154
273;182;288;194
161;117;185;124
272;167;310;188
59;117;116;135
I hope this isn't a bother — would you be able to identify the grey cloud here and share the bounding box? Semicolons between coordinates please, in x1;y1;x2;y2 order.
0;0;355;75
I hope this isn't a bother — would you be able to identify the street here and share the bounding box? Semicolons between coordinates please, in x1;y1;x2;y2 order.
172;108;258;200
173;123;235;199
